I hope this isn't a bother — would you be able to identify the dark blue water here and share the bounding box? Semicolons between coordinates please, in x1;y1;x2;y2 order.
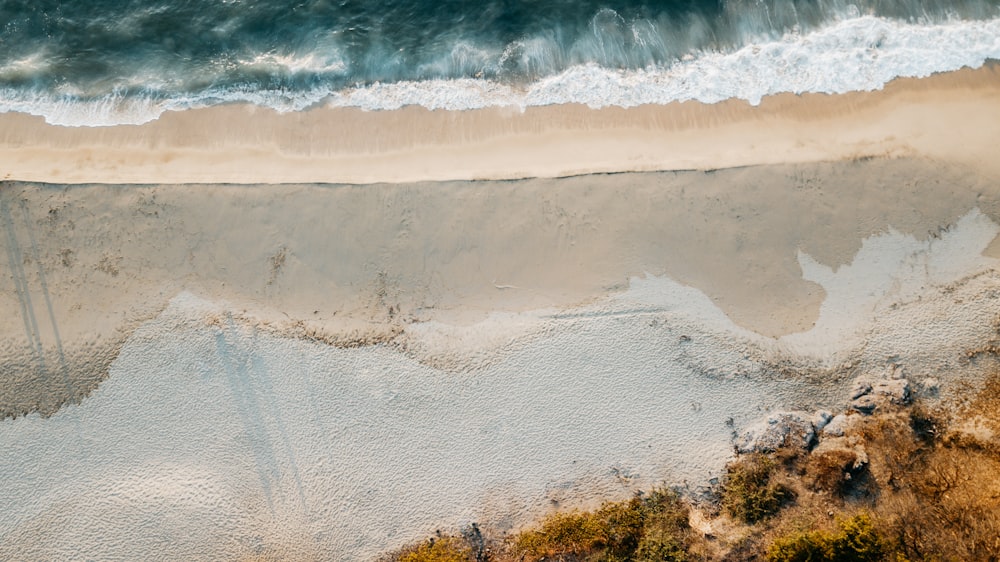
1;0;998;124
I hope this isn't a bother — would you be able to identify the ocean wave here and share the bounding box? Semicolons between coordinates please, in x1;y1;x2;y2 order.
332;15;1000;109
2;15;999;126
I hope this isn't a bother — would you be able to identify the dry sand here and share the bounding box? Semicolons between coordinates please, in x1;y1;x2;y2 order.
2;66;1000;560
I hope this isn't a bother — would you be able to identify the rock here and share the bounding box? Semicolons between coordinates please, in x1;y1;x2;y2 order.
812;410;834;432
811;438;869;471
822;414;852;437
853;446;869;469
802;438;870;493
851;395;878;415
920;377;940;397
850;379;872;400
848;377;910;414
944;416;999;450
735;411;816;454
872;378;911;405
889;363;906;380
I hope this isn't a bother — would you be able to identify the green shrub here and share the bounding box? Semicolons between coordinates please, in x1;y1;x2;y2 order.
398;535;473;562
513;488;691;561
766;513;885;562
722;454;794;523
832;512;884;561
635;529;687;562
641;488;689;532
514;510;607;559
768;529;835;562
634;488;690;562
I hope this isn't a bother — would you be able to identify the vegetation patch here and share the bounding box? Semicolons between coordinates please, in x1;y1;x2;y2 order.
801;448;863;496
513;487;691;562
385;370;1000;562
767;512;884;562
721;453;794;524
396;534;475;562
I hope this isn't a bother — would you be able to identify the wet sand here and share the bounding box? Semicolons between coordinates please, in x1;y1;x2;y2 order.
0;65;999;184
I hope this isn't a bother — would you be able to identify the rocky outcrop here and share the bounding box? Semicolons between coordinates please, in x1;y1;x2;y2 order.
735;411;817;454
850;376;911;415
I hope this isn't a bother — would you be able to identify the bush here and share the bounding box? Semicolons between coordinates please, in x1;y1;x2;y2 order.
513;488;690;561
767;513;885;562
831;513;884;561
860;414;923;490
768;530;834;562
722;454;794;523
803;449;863;496
516;509;607;560
398;535;474;562
883;446;1000;560
635;529;687;562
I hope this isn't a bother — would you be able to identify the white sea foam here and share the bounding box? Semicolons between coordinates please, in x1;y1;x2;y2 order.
1;15;998;126
334;15;1000;110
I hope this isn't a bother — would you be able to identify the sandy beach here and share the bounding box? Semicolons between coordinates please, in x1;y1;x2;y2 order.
2;65;1000;184
3;65;1000;559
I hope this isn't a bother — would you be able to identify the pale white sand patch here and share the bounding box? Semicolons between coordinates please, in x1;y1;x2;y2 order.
0;291;797;560
3;208;1000;560
616;209;1000;363
781;208;1000;358
401;309;556;371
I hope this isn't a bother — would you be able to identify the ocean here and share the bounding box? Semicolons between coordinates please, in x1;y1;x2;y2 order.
0;0;999;125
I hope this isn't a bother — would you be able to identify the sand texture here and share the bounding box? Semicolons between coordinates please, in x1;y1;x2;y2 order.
1;65;1000;184
3;67;1000;560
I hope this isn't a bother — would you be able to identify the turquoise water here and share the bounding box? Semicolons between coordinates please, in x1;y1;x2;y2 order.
1;0;998;124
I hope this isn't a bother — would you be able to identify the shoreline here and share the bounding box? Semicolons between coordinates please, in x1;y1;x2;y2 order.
1;65;999;184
